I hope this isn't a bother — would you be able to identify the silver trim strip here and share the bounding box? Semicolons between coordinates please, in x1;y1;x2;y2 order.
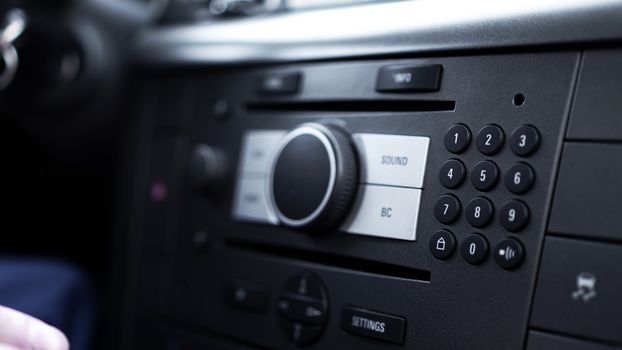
134;0;622;65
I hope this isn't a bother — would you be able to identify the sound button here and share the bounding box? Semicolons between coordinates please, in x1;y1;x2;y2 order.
351;133;430;189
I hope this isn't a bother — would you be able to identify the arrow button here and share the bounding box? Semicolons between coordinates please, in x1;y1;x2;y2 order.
277;295;326;324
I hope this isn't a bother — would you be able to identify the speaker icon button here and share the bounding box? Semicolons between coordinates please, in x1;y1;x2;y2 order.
494;238;525;270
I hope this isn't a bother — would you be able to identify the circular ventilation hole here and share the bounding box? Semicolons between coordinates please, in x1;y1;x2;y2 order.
513;93;525;107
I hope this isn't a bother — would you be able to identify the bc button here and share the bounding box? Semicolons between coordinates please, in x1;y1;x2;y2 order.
341;185;422;241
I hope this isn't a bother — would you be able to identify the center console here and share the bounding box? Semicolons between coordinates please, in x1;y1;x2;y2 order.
180;53;575;349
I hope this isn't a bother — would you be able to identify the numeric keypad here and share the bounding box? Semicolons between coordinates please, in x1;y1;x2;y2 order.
435;123;540;269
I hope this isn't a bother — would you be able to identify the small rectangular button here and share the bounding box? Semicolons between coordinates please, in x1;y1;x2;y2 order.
232;175;278;224
549;143;622;242
527;331;619;350
376;65;442;92
256;72;301;95
352;134;430;189
226;280;270;313
341;306;406;344
341;185;421;241
238;130;286;174
530;237;622;344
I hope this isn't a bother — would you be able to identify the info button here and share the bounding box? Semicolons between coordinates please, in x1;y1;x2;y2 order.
342;306;406;344
256;72;301;95
376;64;442;92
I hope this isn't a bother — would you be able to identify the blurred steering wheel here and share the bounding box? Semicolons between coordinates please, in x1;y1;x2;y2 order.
0;8;26;92
0;0;162;158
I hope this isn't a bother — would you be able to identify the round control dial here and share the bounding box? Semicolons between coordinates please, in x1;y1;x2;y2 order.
268;123;358;232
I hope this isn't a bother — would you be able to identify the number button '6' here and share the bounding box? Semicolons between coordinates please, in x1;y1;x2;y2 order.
505;163;535;194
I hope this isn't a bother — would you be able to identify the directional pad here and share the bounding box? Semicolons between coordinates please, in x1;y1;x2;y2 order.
277;273;329;346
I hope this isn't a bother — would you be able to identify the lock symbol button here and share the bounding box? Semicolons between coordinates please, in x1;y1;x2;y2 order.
430;230;456;260
436;237;446;251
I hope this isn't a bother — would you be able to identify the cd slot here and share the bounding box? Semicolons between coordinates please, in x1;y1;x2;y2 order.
246;99;455;113
225;240;432;283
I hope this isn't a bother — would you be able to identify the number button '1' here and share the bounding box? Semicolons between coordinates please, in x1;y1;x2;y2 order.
445;124;471;154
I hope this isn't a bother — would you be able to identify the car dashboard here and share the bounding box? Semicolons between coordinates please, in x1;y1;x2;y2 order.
2;0;622;349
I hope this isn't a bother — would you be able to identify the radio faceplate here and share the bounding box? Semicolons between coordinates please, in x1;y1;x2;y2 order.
233;129;430;240
157;52;580;349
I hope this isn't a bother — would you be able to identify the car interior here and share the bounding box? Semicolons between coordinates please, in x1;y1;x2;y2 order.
1;0;621;349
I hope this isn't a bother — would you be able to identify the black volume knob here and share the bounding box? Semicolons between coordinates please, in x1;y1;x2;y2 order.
268;123;358;232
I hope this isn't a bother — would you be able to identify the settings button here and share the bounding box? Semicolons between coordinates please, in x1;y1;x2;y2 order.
341;306;406;344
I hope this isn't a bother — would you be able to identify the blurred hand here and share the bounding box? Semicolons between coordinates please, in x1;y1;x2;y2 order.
0;305;68;350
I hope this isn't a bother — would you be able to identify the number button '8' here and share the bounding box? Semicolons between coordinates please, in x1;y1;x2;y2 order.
465;197;494;228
